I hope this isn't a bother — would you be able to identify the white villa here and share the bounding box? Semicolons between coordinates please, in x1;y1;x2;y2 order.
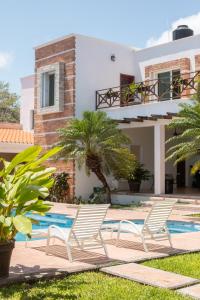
18;25;200;203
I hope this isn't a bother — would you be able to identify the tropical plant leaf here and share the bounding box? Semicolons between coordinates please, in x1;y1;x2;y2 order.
13;215;32;234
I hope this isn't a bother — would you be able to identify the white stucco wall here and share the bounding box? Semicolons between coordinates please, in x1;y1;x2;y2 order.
20;75;34;132
74;33;200;198
75;34;136;198
75;34;135;118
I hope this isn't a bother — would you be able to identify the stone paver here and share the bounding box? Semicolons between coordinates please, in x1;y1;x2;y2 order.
178;283;200;299
101;263;199;289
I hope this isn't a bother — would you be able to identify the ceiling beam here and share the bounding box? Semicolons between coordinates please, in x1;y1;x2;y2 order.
113;119;130;124
138;116;157;121
124;117;143;122
167;112;178;117
151;114;172;119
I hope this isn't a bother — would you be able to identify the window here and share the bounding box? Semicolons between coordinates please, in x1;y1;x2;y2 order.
158;69;180;101
37;62;65;114
41;72;55;107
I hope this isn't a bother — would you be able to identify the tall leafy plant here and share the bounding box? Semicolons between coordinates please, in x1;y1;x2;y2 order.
0;145;61;242
58;111;135;203
166;80;200;173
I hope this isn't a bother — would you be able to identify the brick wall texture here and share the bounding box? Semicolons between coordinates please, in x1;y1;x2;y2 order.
145;58;191;79
34;36;76;200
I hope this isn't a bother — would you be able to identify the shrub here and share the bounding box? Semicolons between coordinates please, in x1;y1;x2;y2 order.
49;172;70;203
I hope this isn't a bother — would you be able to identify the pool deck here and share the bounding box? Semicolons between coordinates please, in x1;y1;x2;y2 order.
2;202;200;296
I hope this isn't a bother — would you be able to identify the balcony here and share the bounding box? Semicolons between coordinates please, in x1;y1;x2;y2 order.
96;71;200;110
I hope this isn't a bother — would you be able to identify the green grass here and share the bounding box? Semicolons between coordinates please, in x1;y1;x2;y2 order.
143;252;200;279
187;213;200;217
111;203;142;210
0;272;192;300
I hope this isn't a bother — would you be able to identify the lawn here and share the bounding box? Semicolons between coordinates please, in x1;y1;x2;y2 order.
111;203;142;210
187;213;200;218
143;252;200;279
0;272;192;300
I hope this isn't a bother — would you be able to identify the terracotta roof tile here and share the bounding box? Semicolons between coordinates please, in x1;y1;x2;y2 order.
0;123;33;145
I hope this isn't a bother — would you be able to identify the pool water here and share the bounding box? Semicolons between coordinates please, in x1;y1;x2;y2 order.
15;212;200;241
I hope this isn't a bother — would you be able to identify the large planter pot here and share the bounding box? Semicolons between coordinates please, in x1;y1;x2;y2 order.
128;181;141;193
0;240;15;278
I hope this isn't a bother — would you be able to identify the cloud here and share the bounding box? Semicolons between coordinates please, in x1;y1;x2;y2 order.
0;52;13;69
146;12;200;47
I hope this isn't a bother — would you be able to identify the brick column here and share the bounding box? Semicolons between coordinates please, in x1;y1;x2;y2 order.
34;36;76;201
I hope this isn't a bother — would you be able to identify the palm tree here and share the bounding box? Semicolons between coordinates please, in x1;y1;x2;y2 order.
166;81;200;173
58;111;135;203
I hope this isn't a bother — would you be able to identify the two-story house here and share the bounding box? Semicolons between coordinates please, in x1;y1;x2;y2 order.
22;25;200;203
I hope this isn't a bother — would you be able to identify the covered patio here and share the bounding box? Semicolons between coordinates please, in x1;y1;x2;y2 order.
108;113;200;203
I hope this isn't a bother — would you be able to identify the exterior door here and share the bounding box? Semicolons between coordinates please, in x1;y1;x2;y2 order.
158;71;171;100
120;74;134;105
158;70;180;101
177;160;186;188
120;74;135;86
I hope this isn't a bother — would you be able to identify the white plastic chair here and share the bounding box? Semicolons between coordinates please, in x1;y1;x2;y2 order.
46;204;110;262
102;198;177;252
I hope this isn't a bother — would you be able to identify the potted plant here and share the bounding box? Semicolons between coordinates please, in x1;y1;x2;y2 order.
128;161;150;192
0;145;61;278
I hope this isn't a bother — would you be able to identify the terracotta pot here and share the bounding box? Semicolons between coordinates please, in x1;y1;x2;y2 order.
128;181;141;193
0;240;15;278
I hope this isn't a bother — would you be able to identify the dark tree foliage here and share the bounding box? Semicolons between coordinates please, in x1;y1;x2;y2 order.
0;82;19;123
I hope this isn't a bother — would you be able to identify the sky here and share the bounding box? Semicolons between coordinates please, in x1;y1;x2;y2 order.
1;0;200;94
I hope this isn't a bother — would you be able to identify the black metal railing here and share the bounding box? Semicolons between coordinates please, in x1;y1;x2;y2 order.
96;71;200;109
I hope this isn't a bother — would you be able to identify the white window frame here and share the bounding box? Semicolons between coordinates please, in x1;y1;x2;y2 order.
37;62;65;114
41;71;56;108
153;68;181;101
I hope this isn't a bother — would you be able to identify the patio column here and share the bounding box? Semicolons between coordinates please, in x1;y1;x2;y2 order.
154;124;165;194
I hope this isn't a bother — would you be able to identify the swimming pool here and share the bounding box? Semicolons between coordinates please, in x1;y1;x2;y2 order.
15;212;200;241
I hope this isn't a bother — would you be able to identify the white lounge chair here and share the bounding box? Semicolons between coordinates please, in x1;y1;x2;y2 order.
102;198;177;252
46;204;110;262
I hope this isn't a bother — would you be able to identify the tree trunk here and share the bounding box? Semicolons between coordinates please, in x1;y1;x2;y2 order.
93;169;111;204
86;155;112;204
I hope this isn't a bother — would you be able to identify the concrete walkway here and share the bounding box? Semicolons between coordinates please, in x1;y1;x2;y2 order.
179;284;200;299
101;263;199;289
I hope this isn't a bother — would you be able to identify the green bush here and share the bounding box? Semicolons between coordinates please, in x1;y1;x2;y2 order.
48;172;70;203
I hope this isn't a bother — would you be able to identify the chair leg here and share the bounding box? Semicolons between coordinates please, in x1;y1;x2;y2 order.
45;235;50;255
99;231;109;257
115;229;121;247
141;235;148;252
110;228;114;239
168;233;173;248
65;242;73;262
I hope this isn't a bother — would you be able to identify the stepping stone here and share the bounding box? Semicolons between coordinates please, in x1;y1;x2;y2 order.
101;263;199;289
179;283;200;299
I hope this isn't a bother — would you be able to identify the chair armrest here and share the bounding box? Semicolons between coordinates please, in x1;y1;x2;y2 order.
48;225;66;240
119;220;142;234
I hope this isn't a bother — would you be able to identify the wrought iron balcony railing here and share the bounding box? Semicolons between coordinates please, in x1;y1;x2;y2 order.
96;71;200;110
